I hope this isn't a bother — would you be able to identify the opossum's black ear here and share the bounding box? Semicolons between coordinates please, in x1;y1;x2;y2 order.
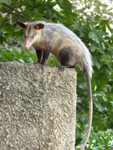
16;21;27;28
34;23;44;30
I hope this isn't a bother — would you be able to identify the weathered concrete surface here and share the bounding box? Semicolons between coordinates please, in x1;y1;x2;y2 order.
0;61;77;150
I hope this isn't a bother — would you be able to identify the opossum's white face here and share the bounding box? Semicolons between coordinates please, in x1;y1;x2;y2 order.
24;23;44;49
16;21;44;49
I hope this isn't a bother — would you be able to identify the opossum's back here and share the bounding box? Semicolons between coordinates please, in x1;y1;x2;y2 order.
42;23;85;51
35;21;84;47
43;23;78;42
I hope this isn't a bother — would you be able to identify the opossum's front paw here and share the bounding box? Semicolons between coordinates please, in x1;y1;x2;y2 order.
38;63;44;69
34;62;44;69
58;66;67;71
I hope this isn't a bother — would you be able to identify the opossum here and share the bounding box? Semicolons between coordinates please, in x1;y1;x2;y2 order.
16;20;93;150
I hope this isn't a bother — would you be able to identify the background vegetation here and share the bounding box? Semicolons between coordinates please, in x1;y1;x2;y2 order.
0;0;113;149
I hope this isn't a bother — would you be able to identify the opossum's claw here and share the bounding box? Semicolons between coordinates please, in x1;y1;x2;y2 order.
58;66;67;71
34;62;44;70
38;64;44;70
34;62;39;64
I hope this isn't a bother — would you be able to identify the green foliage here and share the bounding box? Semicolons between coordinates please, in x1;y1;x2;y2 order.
0;0;113;149
0;48;37;62
76;125;113;150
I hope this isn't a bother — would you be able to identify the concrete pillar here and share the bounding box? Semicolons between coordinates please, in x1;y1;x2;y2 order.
0;62;77;150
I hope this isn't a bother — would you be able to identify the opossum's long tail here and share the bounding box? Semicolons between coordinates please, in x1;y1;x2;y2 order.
80;71;93;150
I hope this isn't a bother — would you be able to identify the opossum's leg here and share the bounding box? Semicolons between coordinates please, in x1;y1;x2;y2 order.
36;49;50;69
34;49;50;69
41;49;51;65
58;48;75;70
35;49;42;63
59;49;70;65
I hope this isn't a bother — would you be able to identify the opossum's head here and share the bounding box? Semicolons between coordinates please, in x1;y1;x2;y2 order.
16;21;44;49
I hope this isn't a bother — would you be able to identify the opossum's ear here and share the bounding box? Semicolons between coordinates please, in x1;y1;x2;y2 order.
34;23;44;30
16;21;27;28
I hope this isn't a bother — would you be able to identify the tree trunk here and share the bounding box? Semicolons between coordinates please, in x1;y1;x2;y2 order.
0;62;77;150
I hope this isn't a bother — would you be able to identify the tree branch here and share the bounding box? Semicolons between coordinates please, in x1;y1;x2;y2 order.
2;2;29;20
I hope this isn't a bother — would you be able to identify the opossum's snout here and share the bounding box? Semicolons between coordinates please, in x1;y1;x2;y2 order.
24;40;32;49
24;35;37;49
24;35;38;49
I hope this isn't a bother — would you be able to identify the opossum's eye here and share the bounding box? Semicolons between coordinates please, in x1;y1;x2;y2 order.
34;23;44;30
31;35;34;39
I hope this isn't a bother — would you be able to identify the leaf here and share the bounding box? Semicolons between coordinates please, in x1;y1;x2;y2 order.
88;31;100;44
89;24;94;30
101;42;105;50
107;24;113;33
89;31;95;39
1;50;14;61
45;7;52;18
95;103;105;112
101;19;108;25
88;15;98;23
93;55;101;69
14;50;20;57
20;50;26;56
94;34;100;44
18;58;25;63
90;44;96;52
58;0;64;3
93;147;101;150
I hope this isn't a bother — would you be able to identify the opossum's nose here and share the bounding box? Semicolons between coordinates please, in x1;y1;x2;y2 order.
24;44;29;49
25;45;28;49
24;40;31;49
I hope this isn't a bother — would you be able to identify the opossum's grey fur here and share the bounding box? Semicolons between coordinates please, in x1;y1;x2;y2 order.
32;21;93;78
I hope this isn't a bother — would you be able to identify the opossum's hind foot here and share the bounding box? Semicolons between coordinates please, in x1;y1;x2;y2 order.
34;62;44;70
58;65;75;71
58;66;67;71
